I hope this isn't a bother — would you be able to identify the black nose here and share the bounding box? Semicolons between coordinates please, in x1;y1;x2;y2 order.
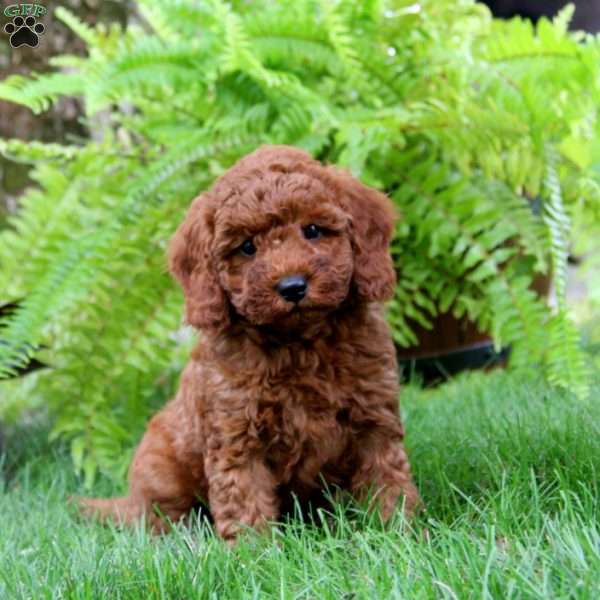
276;275;307;303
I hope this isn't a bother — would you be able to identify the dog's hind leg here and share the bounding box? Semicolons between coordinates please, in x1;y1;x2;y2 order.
75;408;208;533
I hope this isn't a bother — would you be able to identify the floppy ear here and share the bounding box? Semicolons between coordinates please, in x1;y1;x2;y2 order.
168;194;230;330
334;170;397;302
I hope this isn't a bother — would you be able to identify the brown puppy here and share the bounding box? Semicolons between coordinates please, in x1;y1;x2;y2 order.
78;145;420;542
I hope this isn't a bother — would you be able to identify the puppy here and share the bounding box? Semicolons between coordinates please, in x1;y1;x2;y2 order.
78;145;420;542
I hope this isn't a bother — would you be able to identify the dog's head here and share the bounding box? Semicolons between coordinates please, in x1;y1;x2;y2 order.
168;145;396;332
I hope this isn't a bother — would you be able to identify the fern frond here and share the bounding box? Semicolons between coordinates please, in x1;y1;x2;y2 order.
55;6;99;46
0;233;102;378
89;37;211;109
545;311;591;399
540;150;590;397
0;138;81;163
0;72;85;114
543;151;570;305
137;0;218;41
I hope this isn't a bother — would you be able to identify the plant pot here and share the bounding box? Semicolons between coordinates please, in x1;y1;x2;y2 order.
396;273;552;384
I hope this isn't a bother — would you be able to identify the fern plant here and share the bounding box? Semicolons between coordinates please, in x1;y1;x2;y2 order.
1;0;599;483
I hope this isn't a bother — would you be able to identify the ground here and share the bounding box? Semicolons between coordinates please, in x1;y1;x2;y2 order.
1;370;599;599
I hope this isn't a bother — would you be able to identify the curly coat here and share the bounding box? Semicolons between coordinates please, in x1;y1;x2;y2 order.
79;145;420;542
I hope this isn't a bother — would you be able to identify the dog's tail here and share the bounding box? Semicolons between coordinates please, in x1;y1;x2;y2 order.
72;495;155;529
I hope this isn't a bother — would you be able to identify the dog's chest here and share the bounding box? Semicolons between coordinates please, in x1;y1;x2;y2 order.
249;369;354;482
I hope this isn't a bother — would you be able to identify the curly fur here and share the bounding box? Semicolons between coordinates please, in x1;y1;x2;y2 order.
78;145;420;542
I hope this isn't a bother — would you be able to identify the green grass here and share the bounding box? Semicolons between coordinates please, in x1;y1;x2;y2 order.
1;370;599;599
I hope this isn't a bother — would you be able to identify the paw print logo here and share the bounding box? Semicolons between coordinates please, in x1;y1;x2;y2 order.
4;15;45;48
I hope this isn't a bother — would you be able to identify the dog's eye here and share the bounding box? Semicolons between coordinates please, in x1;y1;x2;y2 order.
303;224;322;240
239;239;257;257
